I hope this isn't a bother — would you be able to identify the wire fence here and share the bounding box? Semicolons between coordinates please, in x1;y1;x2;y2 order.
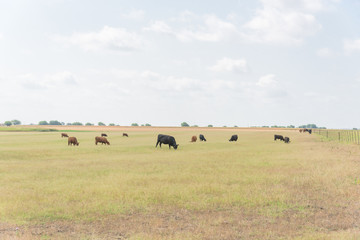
312;129;360;145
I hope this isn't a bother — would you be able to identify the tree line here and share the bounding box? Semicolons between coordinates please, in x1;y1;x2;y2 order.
1;120;326;129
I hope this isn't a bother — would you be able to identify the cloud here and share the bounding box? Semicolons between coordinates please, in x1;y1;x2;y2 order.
210;58;248;73
256;74;278;87
52;26;143;52
344;38;360;53
316;47;333;57
145;13;238;42
121;9;145;20
144;21;173;34
243;5;321;45
16;72;78;90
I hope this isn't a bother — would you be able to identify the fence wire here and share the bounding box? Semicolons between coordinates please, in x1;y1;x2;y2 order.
313;129;360;145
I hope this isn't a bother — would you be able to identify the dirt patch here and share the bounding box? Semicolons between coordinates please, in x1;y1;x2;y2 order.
2;206;360;240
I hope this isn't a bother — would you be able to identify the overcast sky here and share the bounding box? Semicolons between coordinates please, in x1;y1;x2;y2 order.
1;0;359;128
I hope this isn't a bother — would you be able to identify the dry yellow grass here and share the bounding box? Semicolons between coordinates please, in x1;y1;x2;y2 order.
0;127;359;239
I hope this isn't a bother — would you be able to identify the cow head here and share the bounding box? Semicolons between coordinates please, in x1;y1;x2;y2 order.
77;142;79;146
174;144;179;150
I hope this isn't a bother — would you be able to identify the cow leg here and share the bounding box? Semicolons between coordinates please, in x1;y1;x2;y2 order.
156;140;159;147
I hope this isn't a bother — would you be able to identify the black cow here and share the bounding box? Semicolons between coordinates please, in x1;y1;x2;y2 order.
304;129;312;134
229;135;238;142
199;134;206;141
156;134;179;150
101;133;108;137
284;137;290;143
274;135;284;141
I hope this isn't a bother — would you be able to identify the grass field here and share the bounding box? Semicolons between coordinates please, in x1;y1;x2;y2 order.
0;127;359;239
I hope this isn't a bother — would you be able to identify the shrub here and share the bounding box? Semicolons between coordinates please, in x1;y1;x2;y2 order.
39;121;49;125
181;122;189;127
4;121;12;126
11;119;21;125
131;123;139;126
49;120;62;125
98;122;106;126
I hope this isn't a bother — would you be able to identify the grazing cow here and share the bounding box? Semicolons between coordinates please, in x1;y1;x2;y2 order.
101;133;108;137
156;134;179;149
190;136;197;142
199;134;206;141
284;137;290;143
61;133;69;138
304;129;312;134
229;135;238;142
95;136;110;145
123;133;128;137
299;129;303;133
274;135;284;141
68;137;79;146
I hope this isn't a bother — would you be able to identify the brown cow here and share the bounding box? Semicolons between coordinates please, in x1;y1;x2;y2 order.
68;137;79;146
299;129;303;133
101;133;108;137
190;136;197;142
123;133;128;137
95;136;110;145
61;133;69;138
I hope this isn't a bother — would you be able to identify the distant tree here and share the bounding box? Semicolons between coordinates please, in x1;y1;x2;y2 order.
11;119;21;125
145;123;151;126
223;126;227;127
98;122;106;126
39;121;49;125
66;123;72;125
72;122;83;126
208;125;213;127
234;125;238;128
85;123;93;126
61;122;65;125
353;128;358;130
262;126;269;128
4;121;12;126
287;125;295;128
131;123;139;126
109;123;115;126
299;124;319;129
191;125;198;127
49;120;62;125
181;122;189;127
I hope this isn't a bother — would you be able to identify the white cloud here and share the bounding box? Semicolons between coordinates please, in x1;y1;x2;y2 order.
243;6;321;45
256;74;278;87
240;0;339;45
52;26;143;52
121;9;145;20
344;38;360;53
316;47;333;57
16;72;78;90
145;14;238;42
210;58;248;73
144;21;173;34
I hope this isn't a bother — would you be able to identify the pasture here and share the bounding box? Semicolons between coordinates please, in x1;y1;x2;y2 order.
0;127;359;239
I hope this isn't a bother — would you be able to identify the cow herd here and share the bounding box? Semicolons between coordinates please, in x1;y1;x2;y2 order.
62;132;128;146
299;128;312;134
60;130;308;149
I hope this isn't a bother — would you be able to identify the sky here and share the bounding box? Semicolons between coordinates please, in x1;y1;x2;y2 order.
1;0;360;128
